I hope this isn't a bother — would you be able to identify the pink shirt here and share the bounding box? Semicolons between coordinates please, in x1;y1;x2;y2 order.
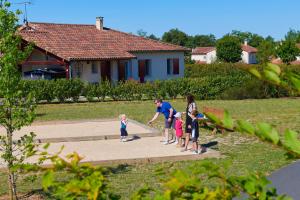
175;119;183;137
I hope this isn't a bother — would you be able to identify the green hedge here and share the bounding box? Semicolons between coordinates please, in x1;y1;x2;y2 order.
185;63;300;99
18;63;300;103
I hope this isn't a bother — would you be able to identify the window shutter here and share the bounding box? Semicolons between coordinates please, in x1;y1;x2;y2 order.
173;58;179;75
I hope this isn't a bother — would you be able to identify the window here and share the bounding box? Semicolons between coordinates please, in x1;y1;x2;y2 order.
167;58;180;75
138;59;151;77
167;59;172;75
91;62;98;74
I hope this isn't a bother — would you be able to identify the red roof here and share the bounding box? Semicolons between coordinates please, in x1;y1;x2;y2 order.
19;22;188;61
192;47;215;55
297;43;300;48
241;44;257;53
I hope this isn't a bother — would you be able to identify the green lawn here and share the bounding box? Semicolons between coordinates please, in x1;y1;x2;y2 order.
1;98;299;199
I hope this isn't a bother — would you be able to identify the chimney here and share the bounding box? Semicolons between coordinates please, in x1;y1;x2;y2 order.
96;17;104;30
244;40;248;46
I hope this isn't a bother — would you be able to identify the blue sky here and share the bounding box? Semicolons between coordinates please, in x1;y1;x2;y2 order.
11;0;300;40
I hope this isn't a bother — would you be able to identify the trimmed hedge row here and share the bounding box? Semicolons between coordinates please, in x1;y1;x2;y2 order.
18;63;300;103
185;63;300;99
19;76;251;103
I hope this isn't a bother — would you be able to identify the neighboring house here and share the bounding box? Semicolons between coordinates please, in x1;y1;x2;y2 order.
191;47;216;64
191;42;258;64
18;17;188;83
241;41;258;64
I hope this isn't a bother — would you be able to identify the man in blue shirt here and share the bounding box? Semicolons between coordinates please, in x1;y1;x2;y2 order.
148;99;177;145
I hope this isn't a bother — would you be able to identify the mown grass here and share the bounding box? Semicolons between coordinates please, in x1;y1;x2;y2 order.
0;98;299;198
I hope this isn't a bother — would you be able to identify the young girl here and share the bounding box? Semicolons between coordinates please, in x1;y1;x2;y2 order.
120;114;128;142
174;112;183;147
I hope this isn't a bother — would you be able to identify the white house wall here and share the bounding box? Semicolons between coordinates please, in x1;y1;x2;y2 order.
242;51;257;64
207;50;217;64
71;61;101;83
191;50;216;64
191;54;207;63
132;52;185;81
241;51;249;64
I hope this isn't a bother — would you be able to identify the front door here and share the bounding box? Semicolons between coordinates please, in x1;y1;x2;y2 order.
118;61;126;81
101;61;111;81
138;60;146;83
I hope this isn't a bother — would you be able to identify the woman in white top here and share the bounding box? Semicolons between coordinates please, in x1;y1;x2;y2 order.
182;94;197;151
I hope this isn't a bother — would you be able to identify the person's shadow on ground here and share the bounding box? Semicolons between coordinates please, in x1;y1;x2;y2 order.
125;135;141;142
201;141;218;150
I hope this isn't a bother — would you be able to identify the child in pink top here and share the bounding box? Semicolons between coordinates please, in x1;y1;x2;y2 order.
174;112;183;147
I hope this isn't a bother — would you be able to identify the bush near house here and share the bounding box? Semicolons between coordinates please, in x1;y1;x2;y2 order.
17;63;300;103
186;63;300;99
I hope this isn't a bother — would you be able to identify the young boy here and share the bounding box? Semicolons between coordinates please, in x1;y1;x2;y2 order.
120;114;128;142
191;110;200;154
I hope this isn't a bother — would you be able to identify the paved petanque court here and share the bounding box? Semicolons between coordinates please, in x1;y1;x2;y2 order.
0;119;159;143
0;119;220;166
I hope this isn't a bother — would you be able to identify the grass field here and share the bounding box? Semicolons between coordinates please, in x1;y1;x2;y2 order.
0;98;299;199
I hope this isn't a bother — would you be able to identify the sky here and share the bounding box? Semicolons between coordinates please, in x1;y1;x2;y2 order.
10;0;300;40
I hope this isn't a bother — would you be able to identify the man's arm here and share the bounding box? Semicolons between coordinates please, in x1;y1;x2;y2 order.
168;108;174;122
148;112;160;124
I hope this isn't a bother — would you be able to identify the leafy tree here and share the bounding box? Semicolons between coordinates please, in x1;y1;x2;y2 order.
230;30;264;47
136;29;147;37
0;1;35;199
277;40;300;64
257;40;276;64
216;35;242;63
190;34;216;48
147;34;160;41
285;29;300;43
162;28;189;46
265;35;275;43
137;29;160;40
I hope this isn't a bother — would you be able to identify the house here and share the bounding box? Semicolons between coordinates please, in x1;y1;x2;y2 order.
191;41;258;64
191;47;216;64
241;41;258;64
18;17;188;83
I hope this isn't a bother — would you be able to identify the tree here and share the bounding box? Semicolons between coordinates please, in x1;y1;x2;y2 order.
136;29;147;37
0;1;35;199
147;34;160;41
230;30;264;47
277;40;300;64
136;29;160;40
162;28;189;46
285;29;300;43
190;34;216;48
216;35;242;63
257;40;276;64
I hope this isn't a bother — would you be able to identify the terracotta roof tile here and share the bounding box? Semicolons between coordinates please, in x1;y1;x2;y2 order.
241;44;257;53
192;47;215;55
19;22;188;61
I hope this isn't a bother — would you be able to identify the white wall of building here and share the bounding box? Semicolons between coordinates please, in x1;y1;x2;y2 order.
241;51;249;64
191;54;207;63
242;51;257;64
131;51;185;81
71;61;101;83
191;50;216;64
